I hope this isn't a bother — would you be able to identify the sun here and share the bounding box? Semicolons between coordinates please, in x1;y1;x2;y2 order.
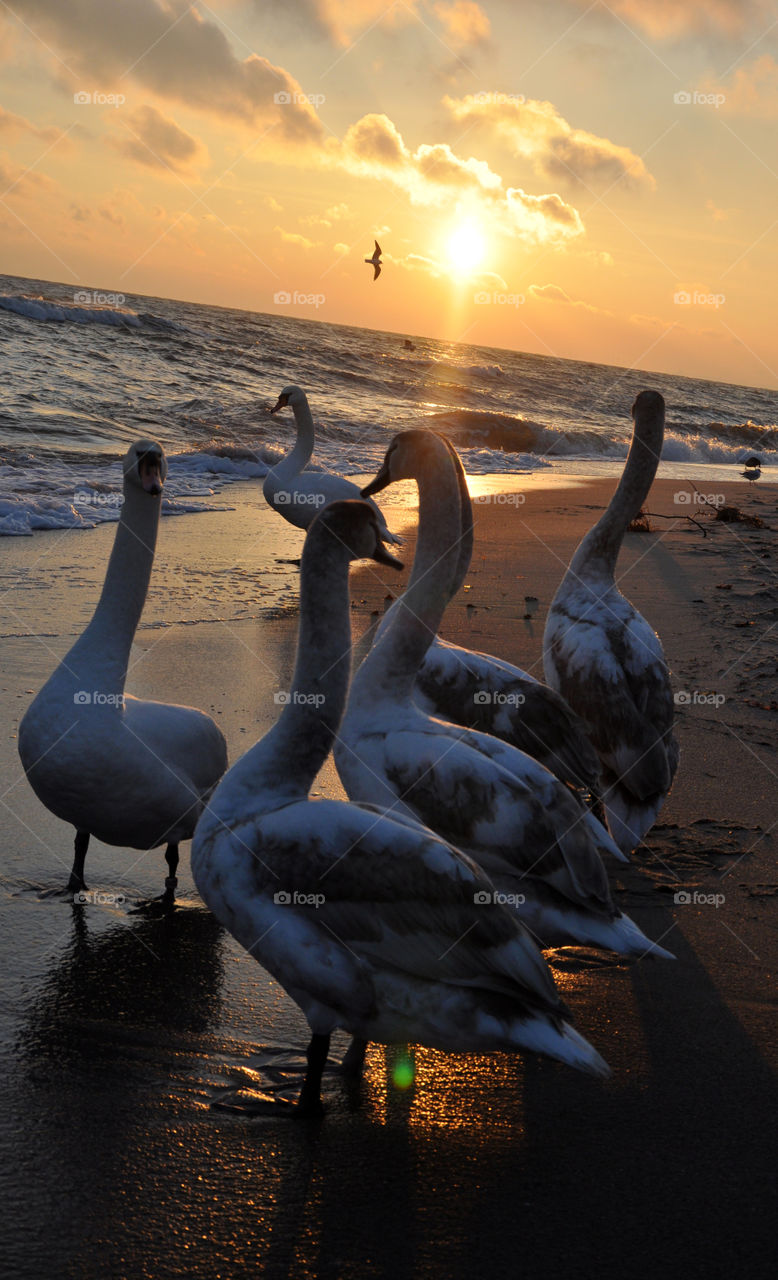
446;223;486;275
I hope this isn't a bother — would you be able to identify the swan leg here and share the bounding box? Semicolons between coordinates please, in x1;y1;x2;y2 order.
298;1033;330;1114
341;1036;368;1078
68;830;90;893
162;843;179;905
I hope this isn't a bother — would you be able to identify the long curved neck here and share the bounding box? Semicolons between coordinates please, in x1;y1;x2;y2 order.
235;532;353;803
444;441;473;600
276;397;315;481
64;484;160;692
570;408;664;580
355;446;461;703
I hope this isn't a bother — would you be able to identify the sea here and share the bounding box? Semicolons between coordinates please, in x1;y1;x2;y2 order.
1;272;776;536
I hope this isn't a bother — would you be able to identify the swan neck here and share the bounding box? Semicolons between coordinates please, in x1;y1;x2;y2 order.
281;398;316;477
571;414;662;577
66;484;159;691
240;533;353;800
358;448;460;700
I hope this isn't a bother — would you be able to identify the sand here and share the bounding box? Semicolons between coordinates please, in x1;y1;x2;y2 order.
1;472;776;1280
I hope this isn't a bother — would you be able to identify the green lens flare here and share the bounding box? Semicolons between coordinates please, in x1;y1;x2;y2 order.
392;1056;414;1090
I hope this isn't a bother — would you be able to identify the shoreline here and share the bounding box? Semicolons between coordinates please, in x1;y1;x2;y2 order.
1;467;777;1279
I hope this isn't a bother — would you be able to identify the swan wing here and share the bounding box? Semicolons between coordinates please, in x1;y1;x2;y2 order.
416;639;601;792
545;595;676;803
197;799;560;1016
343;727;615;914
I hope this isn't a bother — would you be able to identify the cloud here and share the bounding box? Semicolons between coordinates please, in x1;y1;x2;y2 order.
337;113;583;245
0;105;65;144
393;251;507;290
9;0;324;145
444;93;655;191
568;0;770;38
0;154;56;196
275;226;317;248
432;1;491;48
707;55;778;118
111;105;207;173
529;282;604;313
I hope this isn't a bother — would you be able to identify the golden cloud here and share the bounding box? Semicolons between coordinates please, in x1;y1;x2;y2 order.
111;106;208;174
337;113;583;244
444;93;655;191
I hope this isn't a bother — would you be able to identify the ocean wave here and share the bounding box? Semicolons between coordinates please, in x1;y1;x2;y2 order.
422;407;778;464
0;294;184;331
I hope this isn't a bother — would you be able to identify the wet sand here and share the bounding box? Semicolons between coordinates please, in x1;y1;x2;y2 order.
1;474;776;1280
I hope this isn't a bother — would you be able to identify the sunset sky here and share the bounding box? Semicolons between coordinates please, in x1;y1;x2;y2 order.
1;0;777;387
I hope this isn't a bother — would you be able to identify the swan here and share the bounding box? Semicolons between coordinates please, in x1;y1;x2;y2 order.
543;391;679;857
368;435;601;797
191;500;609;1114
18;440;228;903
263;386;400;543
337;432;672;958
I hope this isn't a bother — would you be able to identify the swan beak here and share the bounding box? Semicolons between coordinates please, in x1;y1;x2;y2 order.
270;394;289;415
361;465;391;499
140;457;164;496
372;545;403;570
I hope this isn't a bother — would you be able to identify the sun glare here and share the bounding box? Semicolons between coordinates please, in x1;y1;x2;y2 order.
446;223;486;275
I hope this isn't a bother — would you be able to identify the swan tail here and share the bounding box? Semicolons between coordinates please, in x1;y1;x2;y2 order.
582;808;629;863
508;1016;611;1079
604;784;667;858
517;897;673;959
610;911;675;960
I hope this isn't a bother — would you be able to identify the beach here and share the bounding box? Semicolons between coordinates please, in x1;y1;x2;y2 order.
2;472;777;1280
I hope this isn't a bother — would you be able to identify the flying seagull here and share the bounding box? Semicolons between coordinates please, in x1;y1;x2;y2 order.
365;240;382;281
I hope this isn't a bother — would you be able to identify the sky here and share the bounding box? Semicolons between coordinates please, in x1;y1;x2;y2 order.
1;0;777;388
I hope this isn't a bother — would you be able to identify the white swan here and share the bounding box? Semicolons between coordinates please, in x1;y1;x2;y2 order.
543;391;679;856
337;432;672;958
191;500;609;1114
263;386;401;543
18;441;228;902
366;436;601;796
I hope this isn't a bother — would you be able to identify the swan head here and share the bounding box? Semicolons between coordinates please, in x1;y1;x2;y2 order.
361;429;444;497
123;440;167;497
631;390;665;421
270;385;306;414
311;500;403;571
